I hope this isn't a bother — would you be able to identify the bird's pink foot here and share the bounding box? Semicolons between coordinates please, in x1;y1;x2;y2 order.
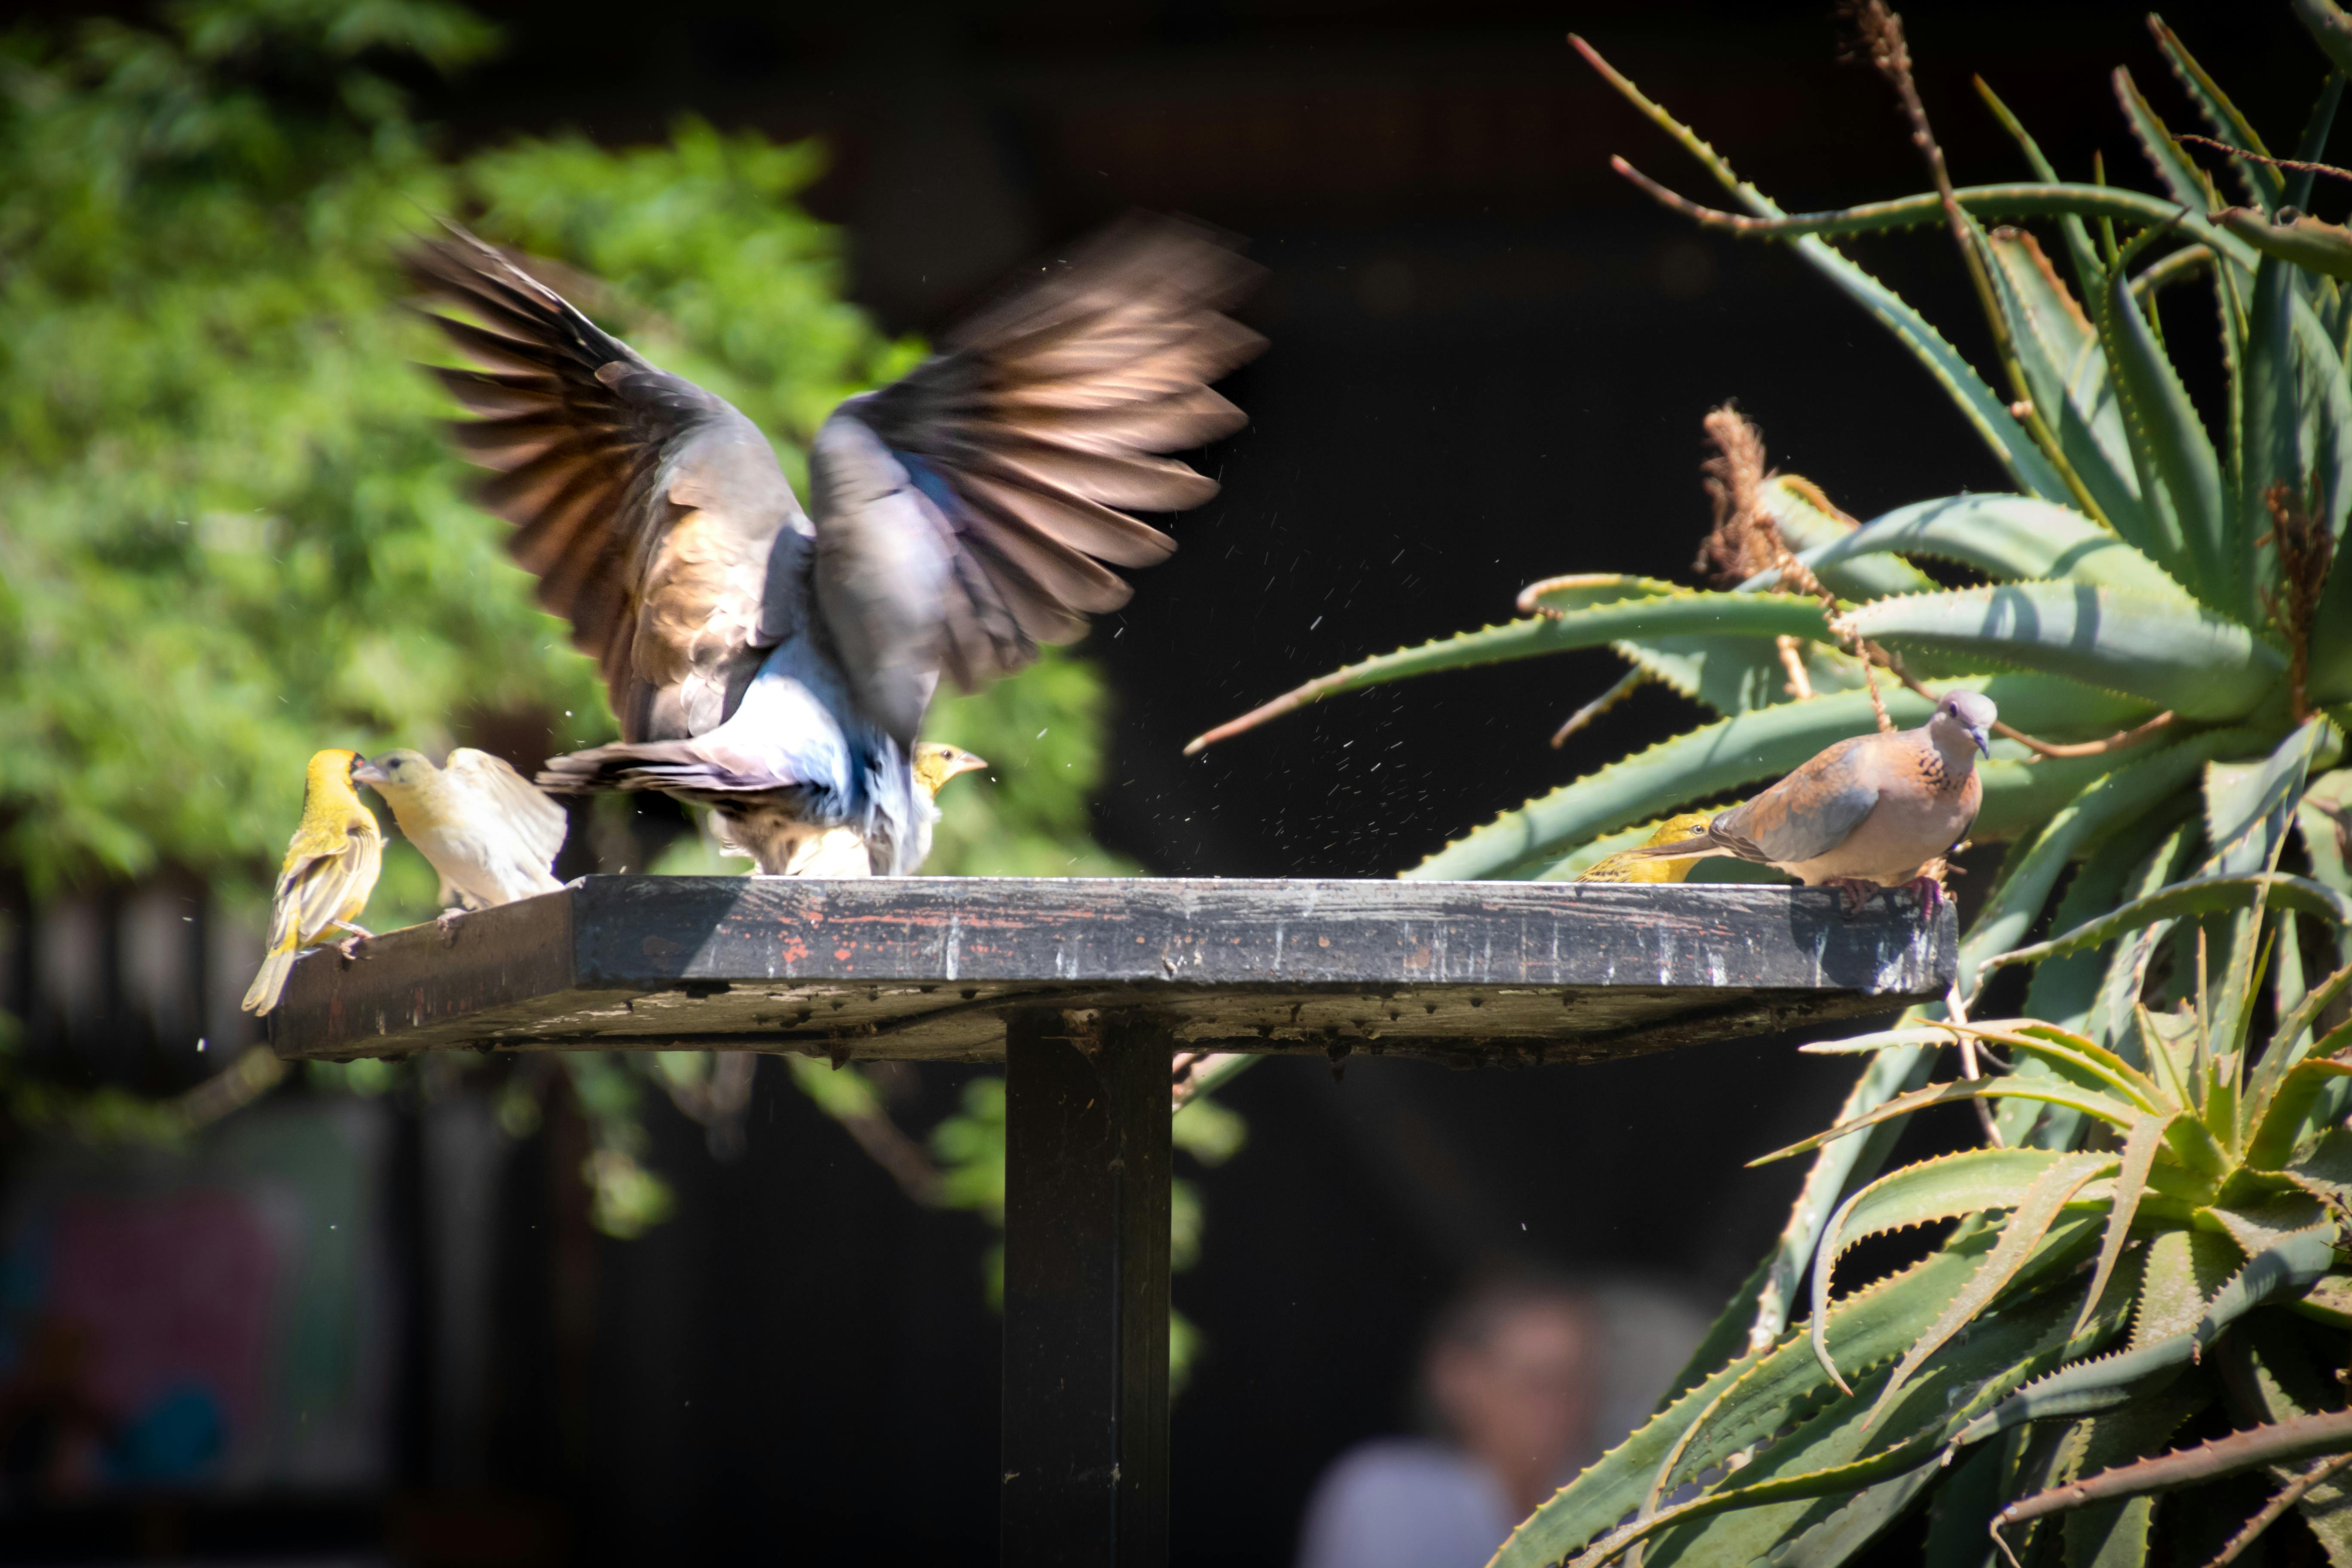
1899;875;1947;913
436;907;466;937
1823;877;1880;919
335;936;366;961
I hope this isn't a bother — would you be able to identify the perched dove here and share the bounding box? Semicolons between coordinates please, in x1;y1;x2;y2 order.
406;217;1259;875
353;748;568;916
242;749;383;1015
1625;690;1994;914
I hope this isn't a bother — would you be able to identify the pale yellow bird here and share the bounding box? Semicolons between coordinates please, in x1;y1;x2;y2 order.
738;742;989;876
242;748;384;1015
353;748;568;916
1577;813;1717;884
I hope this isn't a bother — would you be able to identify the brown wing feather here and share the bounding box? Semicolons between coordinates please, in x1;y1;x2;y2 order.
406;225;805;742
848;213;1263;688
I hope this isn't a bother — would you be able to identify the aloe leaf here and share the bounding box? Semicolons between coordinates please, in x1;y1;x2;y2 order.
2056;1378;2214;1568
2079;1116;2168;1336
1744;1039;1940;1359
1180;581;1833;752
2290;285;2352;559
2273;958;2352;1067
1860;1155;2116;1432
1410;676;2148;882
2017;805;2200;1146
1960;731;2248;998
1621;177;2255;264
1573;40;2074;504
2247;1047;2352;1170
1763;475;1943;600
1617;632;1868;718
1957;1227;2340;1447
1975;754;2162;847
2208;1192;2336;1258
1639;1275;2117;1567
2114;67;2226;240
2095;228;2236;609
1990;873;2352;970
1800;1025;2055;1056
1488;1231;1990;1567
2245;252;2306;629
1669;1217;2107;1520
1928;1438;2010;1568
2220;208;2352;282
1757;1463;1946;1568
2141;1228;2248;1349
2147;16;2285;210
2093;824;2205;1069
1974;1024;2171;1112
2299;774;2352;971
1812;1148;2090;1391
2207;721;2328;1063
2208;721;2330;878
1975;80;2107;304
1782;232;2077;505
1844;583;2278;718
1756;1079;2141;1165
2295;0;2352;82
1993;1406;2352;1538
1984;230;2145;534
1797;494;2185;598
2217;1314;2352;1564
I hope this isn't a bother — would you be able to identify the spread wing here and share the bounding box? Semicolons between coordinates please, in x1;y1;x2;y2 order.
1711;736;1882;867
406;226;808;743
445;748;569;869
829;214;1263;715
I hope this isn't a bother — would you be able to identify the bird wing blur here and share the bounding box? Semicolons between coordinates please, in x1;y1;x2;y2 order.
1576;813;1716;882
410;216;1259;874
242;749;383;1015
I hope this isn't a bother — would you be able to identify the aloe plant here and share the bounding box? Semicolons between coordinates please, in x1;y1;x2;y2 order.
1186;3;2352;1560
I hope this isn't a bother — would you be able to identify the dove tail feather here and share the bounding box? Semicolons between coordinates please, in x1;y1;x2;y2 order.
242;949;296;1016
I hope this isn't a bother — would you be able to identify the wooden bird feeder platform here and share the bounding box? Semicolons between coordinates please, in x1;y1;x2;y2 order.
269;875;1955;1566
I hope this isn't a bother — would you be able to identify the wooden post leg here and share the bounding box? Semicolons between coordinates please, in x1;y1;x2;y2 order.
1001;1010;1173;1568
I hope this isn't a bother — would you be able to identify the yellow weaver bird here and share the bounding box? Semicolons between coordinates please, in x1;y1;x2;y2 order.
242;748;384;1015
732;743;989;876
1576;813;1716;884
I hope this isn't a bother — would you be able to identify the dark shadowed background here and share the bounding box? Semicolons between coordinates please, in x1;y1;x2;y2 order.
0;0;2317;1563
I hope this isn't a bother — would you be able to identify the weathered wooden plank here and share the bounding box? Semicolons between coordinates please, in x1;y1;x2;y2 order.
268;876;1955;1063
1000;1011;1172;1567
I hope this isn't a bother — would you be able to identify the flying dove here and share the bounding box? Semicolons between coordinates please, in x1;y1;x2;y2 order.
406;217;1260;876
1625;691;1994;914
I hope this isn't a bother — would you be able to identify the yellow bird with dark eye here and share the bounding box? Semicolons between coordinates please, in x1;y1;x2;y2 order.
1576;813;1716;884
242;749;384;1015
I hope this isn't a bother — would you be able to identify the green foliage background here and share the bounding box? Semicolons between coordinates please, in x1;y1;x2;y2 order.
0;0;1130;924
0;0;1184;1294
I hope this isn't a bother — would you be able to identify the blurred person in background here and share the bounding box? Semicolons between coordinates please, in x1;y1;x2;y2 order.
1296;1272;1706;1568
